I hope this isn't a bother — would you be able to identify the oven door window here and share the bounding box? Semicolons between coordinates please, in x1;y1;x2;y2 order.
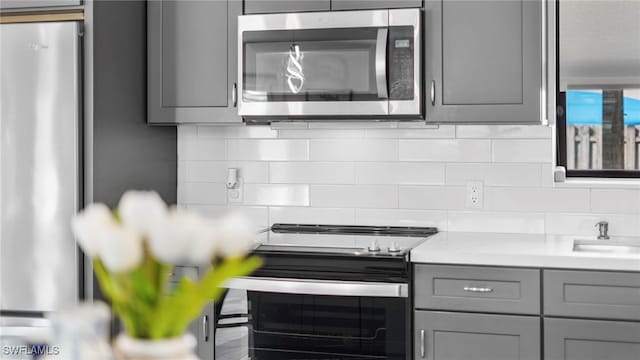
242;28;387;103
215;289;407;360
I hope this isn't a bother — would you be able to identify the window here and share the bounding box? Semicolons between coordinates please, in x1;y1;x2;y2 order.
556;1;640;177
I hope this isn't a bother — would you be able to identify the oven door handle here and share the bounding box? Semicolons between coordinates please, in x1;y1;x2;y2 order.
222;276;408;298
375;28;388;100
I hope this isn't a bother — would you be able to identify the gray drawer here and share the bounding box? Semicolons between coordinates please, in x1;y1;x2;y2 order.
414;265;540;314
544;270;640;321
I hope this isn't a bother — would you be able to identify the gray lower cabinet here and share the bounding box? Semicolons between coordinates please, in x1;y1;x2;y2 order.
424;0;542;124
148;0;241;124
331;0;422;10
545;318;640;360
414;311;541;360
244;0;330;14
544;269;640;321
0;0;80;9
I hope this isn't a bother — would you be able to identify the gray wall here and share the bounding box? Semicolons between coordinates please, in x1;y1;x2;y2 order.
91;0;176;207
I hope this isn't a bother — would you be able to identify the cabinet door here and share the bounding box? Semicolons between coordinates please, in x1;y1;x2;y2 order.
414;311;540;360
0;0;80;9
244;0;330;14
331;0;421;10
425;0;541;124
148;0;241;124
545;318;640;360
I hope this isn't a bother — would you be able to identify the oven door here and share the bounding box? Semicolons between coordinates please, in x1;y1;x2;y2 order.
238;10;391;118
215;277;409;360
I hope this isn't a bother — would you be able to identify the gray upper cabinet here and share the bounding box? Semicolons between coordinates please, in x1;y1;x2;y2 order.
331;0;422;10
148;0;241;124
415;311;540;360
244;0;330;14
0;0;80;10
545;318;640;360
424;0;542;124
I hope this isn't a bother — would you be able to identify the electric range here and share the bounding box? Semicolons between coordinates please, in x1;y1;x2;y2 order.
214;224;438;360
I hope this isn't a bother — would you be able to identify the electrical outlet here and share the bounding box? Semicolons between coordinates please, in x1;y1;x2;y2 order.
465;181;483;209
227;178;243;204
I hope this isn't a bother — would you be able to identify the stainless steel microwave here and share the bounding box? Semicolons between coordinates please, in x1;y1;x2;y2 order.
238;9;421;121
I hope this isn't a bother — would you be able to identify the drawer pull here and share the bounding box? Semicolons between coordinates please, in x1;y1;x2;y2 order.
463;286;493;293
420;329;425;358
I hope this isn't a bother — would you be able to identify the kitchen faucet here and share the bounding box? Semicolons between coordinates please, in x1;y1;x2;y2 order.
595;221;610;240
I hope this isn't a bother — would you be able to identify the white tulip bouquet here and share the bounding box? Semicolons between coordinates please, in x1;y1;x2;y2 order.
71;191;261;340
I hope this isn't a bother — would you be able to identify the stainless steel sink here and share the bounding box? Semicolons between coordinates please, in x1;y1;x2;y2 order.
573;239;640;255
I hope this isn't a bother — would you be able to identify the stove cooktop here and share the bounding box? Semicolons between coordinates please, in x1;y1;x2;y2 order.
255;223;438;258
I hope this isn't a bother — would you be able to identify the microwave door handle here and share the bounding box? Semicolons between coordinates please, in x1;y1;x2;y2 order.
222;276;408;298
375;28;388;99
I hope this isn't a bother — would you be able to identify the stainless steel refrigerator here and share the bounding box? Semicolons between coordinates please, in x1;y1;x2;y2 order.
0;21;82;333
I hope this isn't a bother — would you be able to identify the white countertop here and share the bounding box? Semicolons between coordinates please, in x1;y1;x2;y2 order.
411;232;640;272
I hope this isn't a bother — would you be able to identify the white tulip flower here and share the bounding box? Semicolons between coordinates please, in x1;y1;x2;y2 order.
184;218;218;264
148;209;209;264
216;213;256;257
71;203;114;257
118;191;168;237
97;222;144;273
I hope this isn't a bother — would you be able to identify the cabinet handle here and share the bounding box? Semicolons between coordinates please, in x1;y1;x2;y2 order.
420;329;425;358
232;82;238;107
463;286;493;293
203;315;209;342
430;80;435;106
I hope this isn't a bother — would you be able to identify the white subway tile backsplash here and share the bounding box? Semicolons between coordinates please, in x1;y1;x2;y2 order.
179;138;226;161
399;186;466;210
310;139;397;161
278;129;366;139
270;207;356;225
446;163;542;187
178;182;226;205
270;162;355;184
545;213;640;237
485;187;590;213
355;208;448;230
456;125;552;139
227;139;309;161
244;184;309;206
177;124;639;237
180;161;269;183
356;162;445;185
225;161;270;183
590;189;640;214
180;161;227;183
448;211;546;234
187;205;269;228
365;125;455;139
399;139;491;162
197;125;277;138
311;185;398;208
492;139;552;163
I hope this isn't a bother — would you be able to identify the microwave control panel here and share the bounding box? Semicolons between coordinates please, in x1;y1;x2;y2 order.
388;26;414;101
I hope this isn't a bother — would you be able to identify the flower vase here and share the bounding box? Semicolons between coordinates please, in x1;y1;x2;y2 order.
114;333;199;360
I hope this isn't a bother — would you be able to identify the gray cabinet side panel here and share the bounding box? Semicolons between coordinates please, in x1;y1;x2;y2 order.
331;0;421;10
92;0;177;207
244;0;330;14
0;0;80;9
415;311;540;360
160;0;228;107
544;318;640;360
